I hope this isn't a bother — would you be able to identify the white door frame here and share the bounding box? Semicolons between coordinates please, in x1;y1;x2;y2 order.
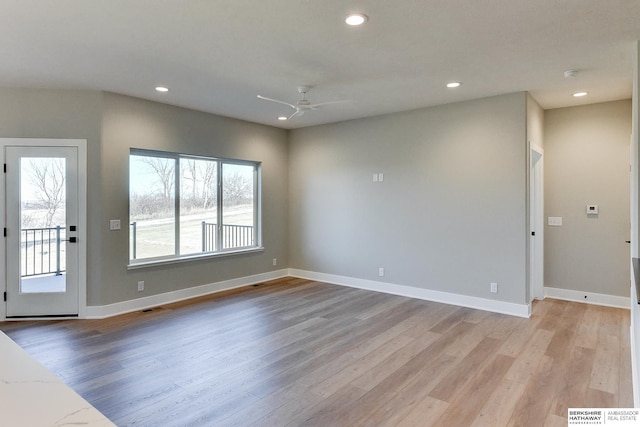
1;138;87;320
630;128;640;406
530;144;544;300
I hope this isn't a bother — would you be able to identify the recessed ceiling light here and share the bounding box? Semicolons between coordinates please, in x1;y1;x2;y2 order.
155;86;169;93
345;13;368;26
573;92;588;97
277;116;288;121
446;82;461;88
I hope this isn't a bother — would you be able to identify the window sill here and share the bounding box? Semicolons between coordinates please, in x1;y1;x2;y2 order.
127;247;264;270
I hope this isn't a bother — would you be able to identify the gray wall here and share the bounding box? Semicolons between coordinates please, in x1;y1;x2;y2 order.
0;88;289;307
100;93;289;305
527;94;544;149
545;99;631;297
289;93;529;305
0;87;105;306
4;87;629;311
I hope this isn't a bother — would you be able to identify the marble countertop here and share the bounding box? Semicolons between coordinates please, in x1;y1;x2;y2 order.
0;331;115;427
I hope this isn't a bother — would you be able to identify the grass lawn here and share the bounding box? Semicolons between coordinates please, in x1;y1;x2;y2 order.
131;204;254;259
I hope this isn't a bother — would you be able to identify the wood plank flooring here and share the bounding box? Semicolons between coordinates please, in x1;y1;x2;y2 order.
0;278;633;426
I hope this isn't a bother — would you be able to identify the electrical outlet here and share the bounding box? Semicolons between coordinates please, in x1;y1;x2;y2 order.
138;281;144;292
272;258;277;266
490;282;498;293
378;267;385;277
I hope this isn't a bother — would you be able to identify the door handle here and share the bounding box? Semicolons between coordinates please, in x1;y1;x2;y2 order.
63;237;77;243
626;241;631;244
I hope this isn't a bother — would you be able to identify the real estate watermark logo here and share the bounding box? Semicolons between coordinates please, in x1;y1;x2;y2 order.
568;409;640;426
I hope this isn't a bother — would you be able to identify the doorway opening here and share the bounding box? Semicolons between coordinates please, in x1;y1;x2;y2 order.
530;145;544;301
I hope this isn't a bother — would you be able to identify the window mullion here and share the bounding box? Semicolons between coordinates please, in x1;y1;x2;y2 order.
253;166;259;247
216;161;223;251
174;156;180;256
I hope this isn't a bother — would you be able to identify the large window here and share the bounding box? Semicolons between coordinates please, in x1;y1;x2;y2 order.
129;149;260;264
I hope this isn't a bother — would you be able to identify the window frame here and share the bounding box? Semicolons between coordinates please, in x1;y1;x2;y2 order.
128;148;262;268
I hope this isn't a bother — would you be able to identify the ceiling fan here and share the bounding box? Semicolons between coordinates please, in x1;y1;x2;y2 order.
257;86;346;120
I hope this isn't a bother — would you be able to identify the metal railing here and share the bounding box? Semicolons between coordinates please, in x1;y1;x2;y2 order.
201;222;254;251
21;226;66;277
129;221;254;259
130;221;137;260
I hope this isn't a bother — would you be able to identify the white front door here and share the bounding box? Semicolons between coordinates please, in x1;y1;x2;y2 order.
4;143;84;317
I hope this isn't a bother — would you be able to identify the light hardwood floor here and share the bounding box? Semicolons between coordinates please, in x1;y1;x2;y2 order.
0;278;633;426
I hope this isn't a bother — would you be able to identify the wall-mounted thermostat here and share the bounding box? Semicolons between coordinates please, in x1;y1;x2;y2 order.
586;205;599;215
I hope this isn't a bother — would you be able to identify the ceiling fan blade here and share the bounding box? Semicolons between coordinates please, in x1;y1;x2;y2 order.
288;109;304;120
257;95;296;110
307;100;350;109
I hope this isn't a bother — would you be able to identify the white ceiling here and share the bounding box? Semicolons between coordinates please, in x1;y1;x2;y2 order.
1;0;639;129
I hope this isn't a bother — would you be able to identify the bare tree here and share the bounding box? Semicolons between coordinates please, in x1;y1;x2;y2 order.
181;159;217;210
223;170;252;206
141;157;174;202
182;159;200;201
199;161;217;209
27;159;65;227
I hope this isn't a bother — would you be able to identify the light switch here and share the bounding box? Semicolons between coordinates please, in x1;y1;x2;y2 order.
548;217;562;226
378;173;384;182
109;219;121;231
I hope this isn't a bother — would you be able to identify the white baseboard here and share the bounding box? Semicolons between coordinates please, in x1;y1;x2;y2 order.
288;269;531;318
86;269;289;319
86;268;531;320
544;286;630;309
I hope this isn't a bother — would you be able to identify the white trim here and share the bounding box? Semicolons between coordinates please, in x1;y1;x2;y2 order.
529;145;544;301
127;247;264;270
544;286;630;309
632;268;640;407
86;269;288;319
632;40;640;409
632;323;639;407
530;143;544;155
288;269;531;318
0;146;6;320
77;141;88;319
